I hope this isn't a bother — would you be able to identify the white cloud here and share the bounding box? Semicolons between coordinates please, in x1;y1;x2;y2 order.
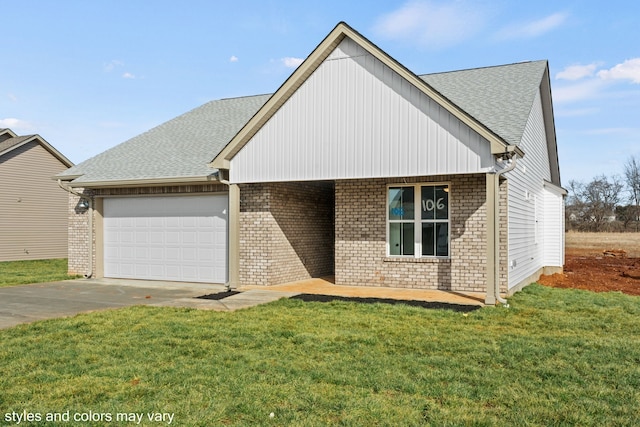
229;55;239;63
373;0;487;49
496;12;568;40
7;93;17;102
552;79;605;103
597;58;640;84
556;63;600;81
104;60;124;72
0;118;32;131
583;127;635;136
554;58;640;104
281;57;303;68
122;72;135;79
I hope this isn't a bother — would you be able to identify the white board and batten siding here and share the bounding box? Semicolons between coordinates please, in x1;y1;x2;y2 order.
506;89;562;289
230;38;494;184
103;195;228;284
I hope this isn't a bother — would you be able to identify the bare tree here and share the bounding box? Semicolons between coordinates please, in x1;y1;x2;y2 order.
567;175;623;231
623;155;640;231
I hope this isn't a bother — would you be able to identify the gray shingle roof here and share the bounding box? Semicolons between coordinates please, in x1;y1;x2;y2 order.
420;60;547;147
59;61;547;185
0;135;34;155
58;94;271;183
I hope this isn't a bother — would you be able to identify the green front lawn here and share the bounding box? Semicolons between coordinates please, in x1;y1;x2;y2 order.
1;284;639;426
0;259;80;287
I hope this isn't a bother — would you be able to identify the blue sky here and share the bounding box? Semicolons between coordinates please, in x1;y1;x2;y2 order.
2;0;639;184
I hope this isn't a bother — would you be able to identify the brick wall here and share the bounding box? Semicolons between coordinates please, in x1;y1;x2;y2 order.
67;184;227;277
67;178;508;292
67;188;95;276
335;174;507;292
239;182;334;286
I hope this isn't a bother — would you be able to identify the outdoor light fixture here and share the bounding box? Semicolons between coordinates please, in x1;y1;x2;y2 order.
78;199;90;209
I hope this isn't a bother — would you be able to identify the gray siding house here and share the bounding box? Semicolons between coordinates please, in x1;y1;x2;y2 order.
57;22;564;304
0;128;74;261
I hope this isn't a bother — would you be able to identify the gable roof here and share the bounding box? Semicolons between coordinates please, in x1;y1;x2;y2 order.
420;61;548;148
211;22;534;170
59;21;559;187
0;129;74;168
58;94;270;187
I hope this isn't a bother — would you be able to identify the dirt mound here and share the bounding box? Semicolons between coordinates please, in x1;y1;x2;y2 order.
539;248;640;296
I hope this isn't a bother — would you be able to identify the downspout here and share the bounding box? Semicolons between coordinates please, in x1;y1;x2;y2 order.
491;155;518;306
58;180;93;278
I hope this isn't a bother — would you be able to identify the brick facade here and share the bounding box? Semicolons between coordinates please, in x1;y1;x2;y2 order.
67;188;95;276
239;182;334;286
68;177;507;293
334;174;508;292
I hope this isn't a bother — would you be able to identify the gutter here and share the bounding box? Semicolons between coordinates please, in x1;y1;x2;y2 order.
58;180;93;278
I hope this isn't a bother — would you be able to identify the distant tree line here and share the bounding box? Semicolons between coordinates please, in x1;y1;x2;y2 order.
566;155;640;232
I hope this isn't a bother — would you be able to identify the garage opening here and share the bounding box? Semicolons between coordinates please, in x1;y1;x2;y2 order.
103;194;228;283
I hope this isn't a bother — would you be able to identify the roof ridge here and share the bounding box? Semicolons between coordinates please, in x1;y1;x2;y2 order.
419;59;547;77
217;93;274;102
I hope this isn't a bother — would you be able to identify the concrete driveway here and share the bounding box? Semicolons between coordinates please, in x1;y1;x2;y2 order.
0;279;298;330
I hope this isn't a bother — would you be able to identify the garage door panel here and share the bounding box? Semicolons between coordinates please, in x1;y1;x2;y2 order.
120;218;134;227
166;231;182;244
182;232;198;244
166;217;181;228
198;217;214;227
135;247;148;260
149;247;164;260
104;195;227;283
198;232;214;244
198;248;214;261
182;217;197;227
149;232;164;244
120;246;135;259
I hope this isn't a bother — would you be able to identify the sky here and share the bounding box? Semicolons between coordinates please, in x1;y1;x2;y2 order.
2;0;639;184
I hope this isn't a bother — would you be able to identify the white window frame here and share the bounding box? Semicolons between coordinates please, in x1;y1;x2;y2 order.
387;182;451;259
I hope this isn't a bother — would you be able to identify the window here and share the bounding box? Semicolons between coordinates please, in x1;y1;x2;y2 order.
388;184;449;257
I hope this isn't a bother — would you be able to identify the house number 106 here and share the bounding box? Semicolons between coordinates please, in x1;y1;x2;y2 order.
422;198;445;212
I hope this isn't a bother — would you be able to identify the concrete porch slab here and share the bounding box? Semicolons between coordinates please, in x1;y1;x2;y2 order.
239;278;486;306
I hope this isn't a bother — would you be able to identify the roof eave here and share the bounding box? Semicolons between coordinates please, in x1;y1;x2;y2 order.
540;63;562;186
64;174;221;189
0;134;74;167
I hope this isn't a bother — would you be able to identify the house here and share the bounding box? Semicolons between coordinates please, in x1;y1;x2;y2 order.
57;22;564;304
0;128;74;261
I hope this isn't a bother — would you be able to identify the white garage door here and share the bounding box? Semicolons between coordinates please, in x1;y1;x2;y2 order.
103;195;227;283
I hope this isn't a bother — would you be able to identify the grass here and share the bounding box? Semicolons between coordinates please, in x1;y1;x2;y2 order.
566;231;640;257
1;284;639;426
0;259;80;288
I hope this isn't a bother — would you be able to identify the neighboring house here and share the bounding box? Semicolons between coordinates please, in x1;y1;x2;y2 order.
0;128;74;261
57;22;565;304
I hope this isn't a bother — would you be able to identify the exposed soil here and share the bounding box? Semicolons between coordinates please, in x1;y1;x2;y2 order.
196;291;241;300
538;232;640;296
290;294;480;312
